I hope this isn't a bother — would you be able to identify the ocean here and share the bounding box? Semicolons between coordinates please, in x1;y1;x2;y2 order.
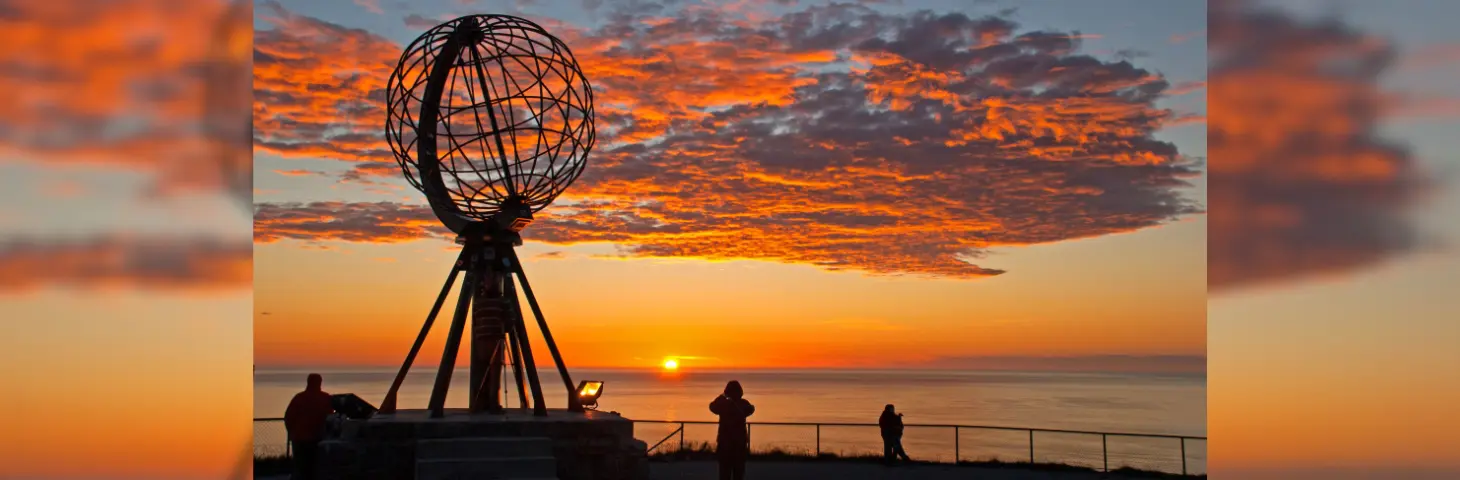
255;368;1206;474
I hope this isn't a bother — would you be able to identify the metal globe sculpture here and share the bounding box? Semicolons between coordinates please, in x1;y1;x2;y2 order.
378;15;595;418
385;14;595;235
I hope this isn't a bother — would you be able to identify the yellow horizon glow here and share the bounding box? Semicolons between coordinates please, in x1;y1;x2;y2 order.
253;218;1206;369
662;358;680;371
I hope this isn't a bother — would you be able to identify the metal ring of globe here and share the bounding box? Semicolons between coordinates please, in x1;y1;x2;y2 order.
385;14;595;236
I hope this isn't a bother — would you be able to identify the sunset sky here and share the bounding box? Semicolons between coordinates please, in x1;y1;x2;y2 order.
252;0;1208;370
3;0;1460;478
1205;0;1460;473
0;1;254;477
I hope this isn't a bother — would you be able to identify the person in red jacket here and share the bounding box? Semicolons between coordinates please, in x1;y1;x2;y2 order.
284;373;334;480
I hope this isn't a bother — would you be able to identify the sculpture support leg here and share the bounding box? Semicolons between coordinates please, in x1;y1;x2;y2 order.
472;340;505;411
380;249;466;414
504;275;549;416
470;267;508;413
507;319;530;408
506;247;582;412
428;249;480;418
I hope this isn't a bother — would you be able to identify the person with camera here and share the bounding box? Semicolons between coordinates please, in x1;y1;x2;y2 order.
709;380;755;480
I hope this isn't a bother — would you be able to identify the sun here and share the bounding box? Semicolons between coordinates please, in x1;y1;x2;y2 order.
662;358;679;371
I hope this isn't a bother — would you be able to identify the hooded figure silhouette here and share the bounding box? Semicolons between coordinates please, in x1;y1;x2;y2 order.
878;404;911;465
284;373;334;480
709;380;755;480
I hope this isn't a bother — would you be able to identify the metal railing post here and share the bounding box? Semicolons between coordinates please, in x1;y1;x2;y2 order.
1180;437;1187;475
647;426;684;455
1102;434;1108;472
1028;430;1034;463
815;424;821;456
954;426;959;463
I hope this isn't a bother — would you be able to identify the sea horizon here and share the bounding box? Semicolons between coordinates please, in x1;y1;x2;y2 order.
254;353;1208;376
256;367;1205;431
256;365;1208;375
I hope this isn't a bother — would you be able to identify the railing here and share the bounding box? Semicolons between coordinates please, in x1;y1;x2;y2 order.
254;418;289;459
254;417;1206;476
630;419;1205;476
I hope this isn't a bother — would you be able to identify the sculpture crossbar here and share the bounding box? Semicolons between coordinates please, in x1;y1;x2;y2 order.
379;14;595;418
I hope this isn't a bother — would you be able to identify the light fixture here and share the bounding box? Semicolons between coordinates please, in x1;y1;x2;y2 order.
330;393;378;420
576;380;604;409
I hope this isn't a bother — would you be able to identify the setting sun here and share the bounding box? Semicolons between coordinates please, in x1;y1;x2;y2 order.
662;358;679;371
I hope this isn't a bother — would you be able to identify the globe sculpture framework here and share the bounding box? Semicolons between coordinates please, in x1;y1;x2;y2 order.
379;14;596;418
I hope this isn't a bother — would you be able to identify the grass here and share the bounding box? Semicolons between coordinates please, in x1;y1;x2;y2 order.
253;442;1206;479
647;441;1206;479
254;455;291;476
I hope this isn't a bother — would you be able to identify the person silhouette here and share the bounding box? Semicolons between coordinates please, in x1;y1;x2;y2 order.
879;404;911;465
284;373;334;480
709;380;755;480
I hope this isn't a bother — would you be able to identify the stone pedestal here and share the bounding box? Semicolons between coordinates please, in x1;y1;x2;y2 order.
317;409;648;480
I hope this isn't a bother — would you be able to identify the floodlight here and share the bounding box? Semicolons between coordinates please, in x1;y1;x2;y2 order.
576;380;604;409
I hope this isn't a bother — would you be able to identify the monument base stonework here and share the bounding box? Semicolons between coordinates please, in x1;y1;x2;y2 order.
317;409;649;480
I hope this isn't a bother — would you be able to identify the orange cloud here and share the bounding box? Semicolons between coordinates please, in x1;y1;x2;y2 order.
353;0;384;15
0;236;252;293
0;0;253;292
274;169;326;177
1398;42;1460;71
1386;93;1460;119
252;3;1202;278
1170;30;1204;45
1207;1;1433;291
0;0;252;197
1168;80;1207;96
1164;113;1207;126
253;201;448;244
40;180;87;199
252;0;402;166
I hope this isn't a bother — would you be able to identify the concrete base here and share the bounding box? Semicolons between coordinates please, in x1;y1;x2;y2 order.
317;409;649;480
